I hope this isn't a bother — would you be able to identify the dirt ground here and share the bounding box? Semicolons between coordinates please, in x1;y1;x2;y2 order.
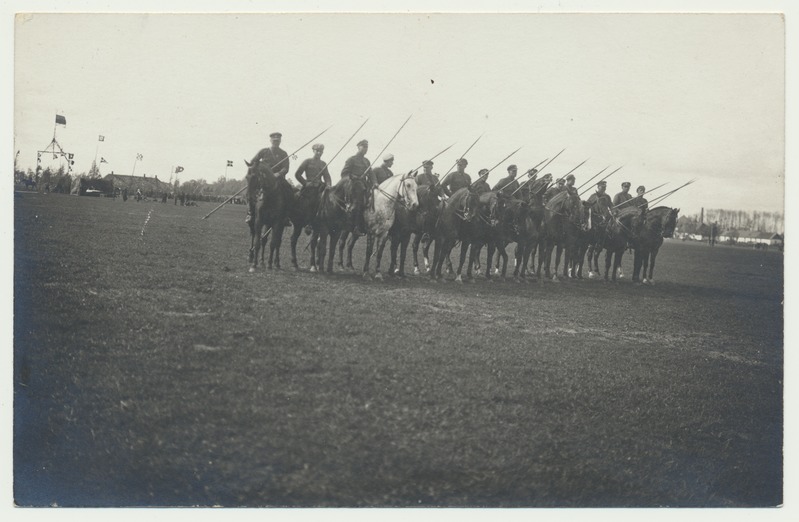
13;192;783;507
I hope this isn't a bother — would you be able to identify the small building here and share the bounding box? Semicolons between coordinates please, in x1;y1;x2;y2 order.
104;173;173;197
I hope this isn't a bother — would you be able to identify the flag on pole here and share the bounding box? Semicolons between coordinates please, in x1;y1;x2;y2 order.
98;135;105;142
100;157;108;163
55;114;66;125
175;166;184;173
136;153;143;161
227;160;233;167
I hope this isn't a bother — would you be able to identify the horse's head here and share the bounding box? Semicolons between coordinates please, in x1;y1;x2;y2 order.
398;173;419;211
453;187;480;222
479;191;502;227
564;190;585;227
663;207;680;238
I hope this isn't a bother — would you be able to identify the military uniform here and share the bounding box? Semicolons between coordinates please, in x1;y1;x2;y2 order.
492;176;520;197
586;190;613;214
544;184;565;205
295;158;331;186
369;165;394;187
250;146;289;178
340;154;371;181
613;190;633;209
471;177;491;195
415;171;439;186
441;171;471;196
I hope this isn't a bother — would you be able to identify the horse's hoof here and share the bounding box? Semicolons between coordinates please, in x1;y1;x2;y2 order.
618;269;625;279
551;275;559;283
363;272;371;280
493;268;500;275
375;272;383;280
455;275;463;283
414;266;420;275
309;266;317;273
248;266;256;273
588;271;596;279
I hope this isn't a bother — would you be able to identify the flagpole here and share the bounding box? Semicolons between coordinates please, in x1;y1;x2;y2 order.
132;155;139;176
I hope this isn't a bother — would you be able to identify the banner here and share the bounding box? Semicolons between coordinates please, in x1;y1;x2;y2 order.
227;160;233;167
55;114;66;125
175;166;184;173
98;135;105;142
136;153;143;161
100;157;108;163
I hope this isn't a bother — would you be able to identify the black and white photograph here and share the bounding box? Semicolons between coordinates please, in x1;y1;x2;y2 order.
5;0;793;514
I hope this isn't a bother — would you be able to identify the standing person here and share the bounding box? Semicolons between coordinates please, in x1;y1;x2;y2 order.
613;182;633;209
414;160;438;186
492;164;520;197
295;143;332;188
122;187;128;202
340;139;371;181
471;169;491;195
441;158;471;197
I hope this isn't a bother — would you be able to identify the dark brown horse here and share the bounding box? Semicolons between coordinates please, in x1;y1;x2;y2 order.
429;187;480;281
462;191;504;282
315;177;367;273
289;181;326;271
387;182;445;277
632;206;679;284
601;206;639;282
245;160;294;272
537;188;584;281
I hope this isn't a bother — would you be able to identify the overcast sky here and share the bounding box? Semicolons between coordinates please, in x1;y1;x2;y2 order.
12;8;787;217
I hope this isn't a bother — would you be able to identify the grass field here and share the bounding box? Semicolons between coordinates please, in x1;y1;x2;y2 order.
13;192;783;507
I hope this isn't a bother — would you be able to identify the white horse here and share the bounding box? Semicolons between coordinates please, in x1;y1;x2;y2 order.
362;173;419;279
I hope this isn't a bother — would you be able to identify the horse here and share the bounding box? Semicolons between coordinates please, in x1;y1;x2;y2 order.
288;181;327;271
429;187;481;281
600;206;639;282
631;206;679;285
461;191;505;282
410;183;446;275
385;181;444;277
245;160;294;272
537;188;584;281
361;174;419;279
315;177;367;273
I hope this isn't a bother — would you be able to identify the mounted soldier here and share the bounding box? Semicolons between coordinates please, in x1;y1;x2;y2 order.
367;153;396;209
340;139;371;181
586;180;613;219
441;158;471;197
295;143;331;189
613;181;633;209
492;164;520;198
245;131;290;225
471;168;491;195
543;176;565;205
415;160;439;186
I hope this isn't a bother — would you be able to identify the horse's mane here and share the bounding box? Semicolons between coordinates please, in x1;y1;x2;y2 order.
527;177;551;195
478;190;497;205
616;206;642;220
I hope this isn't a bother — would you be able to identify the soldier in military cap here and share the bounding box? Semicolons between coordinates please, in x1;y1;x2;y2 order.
633;185;648;212
586;179;613;217
415;160;438;186
492;164;520;197
516;168;539;201
613;181;633;209
250;132;290;179
295;143;331;188
340;139;371;181
471;168;491;195
246;131;290;224
441;158;471;197
564;173;577;193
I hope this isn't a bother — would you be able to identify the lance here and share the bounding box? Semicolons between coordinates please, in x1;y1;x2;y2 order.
202;125;332;219
435;133;484;188
475;146;523;188
408;143;457;175
362;114;413;177
647;179;696;207
579;165;624;197
553;157;589;185
321;118;370;181
510;148;566;197
611;181;669;210
507;157;548;196
576;165;609;191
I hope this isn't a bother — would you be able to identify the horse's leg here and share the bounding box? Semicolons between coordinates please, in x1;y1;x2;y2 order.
430;237;440;280
486;242;495;280
327;231;341;273
309;231;319;273
290;221;302;269
455;240;469;282
346;233;358;270
374;234;390;279
632;247;643;282
398;235;410;277
272;225;285;269
423;235;433;273
604;248;613;281
337;230;348;269
388;236;399;275
411;233;422;274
